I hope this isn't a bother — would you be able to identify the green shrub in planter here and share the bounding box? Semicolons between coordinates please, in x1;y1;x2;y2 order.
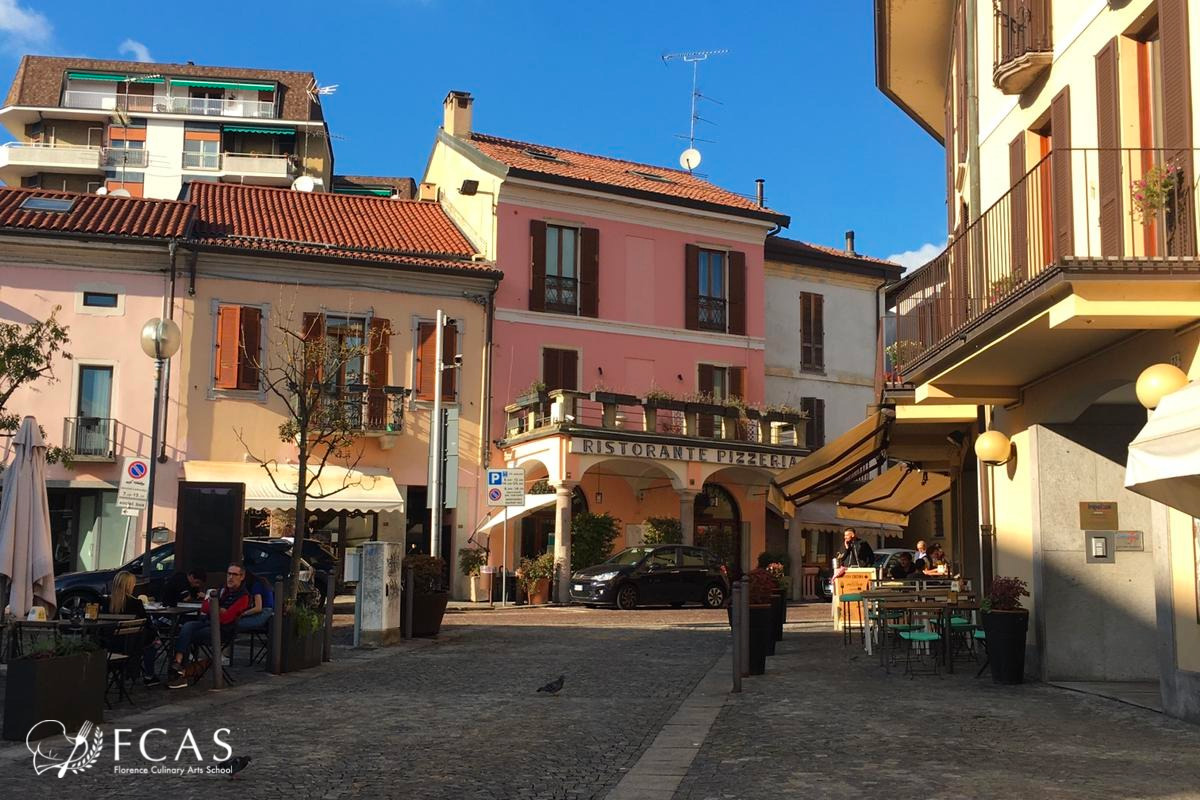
571;512;621;570
458;546;487;578
642;517;682;545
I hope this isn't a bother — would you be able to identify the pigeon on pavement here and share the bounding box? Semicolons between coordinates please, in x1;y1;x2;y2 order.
215;755;252;778
537;675;565;694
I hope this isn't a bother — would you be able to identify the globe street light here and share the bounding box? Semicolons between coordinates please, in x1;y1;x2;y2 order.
140;317;181;574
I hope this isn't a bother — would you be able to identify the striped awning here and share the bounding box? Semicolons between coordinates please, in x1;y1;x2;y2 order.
836;464;951;526
68;72;164;84
772;410;893;507
224;126;294;136
170;78;274;92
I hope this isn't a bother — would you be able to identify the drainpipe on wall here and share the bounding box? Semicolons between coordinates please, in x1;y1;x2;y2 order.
158;240;179;464
976;405;995;594
479;283;496;470
965;0;982;221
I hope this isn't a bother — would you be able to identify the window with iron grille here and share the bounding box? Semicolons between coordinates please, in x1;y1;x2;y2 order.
696;249;727;332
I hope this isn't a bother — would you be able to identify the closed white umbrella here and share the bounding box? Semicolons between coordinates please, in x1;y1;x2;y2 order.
0;416;56;617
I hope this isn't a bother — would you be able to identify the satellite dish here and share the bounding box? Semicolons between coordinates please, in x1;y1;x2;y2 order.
108;188;132;198
95;186;108;195
291;175;316;193
680;147;702;171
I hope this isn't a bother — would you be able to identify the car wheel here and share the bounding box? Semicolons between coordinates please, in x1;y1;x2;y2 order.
703;583;727;609
57;591;97;617
615;583;638;610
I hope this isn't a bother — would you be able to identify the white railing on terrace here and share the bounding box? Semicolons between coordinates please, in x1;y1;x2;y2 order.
222;152;296;177
61;90;277;119
0;141;102;168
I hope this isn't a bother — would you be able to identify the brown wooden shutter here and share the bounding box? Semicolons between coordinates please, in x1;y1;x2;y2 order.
1095;37;1123;258
799;292;824;370
799;293;814;369
1160;0;1195;256
415;321;436;400
729;367;744;400
684;244;700;330
726;250;746;335
529;220;547;312
698;363;714;395
542;348;561;391
812;293;824;369
214;305;241;389
1050;86;1074;259
561;349;578;391
955;0;967;164
441;320;458;401
813;398;825;447
578;227;599;318
1009;133;1028;281
366;317;390;427
301;311;325;414
945;91;956;232
236;306;261;390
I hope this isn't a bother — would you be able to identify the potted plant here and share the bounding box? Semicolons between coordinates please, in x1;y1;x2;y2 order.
981;576;1030;685
3;636;105;742
402;554;450;637
458;546;488;603
1131;163;1182;223
642;387;686;411
279;601;323;672
746;568;776;672
884;340;922;377
642;517;682;545
764;559;788;643
517;552;557;605
514;380;547;407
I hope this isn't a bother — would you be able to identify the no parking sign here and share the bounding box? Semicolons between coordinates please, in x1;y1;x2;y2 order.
117;457;150;510
486;469;525;507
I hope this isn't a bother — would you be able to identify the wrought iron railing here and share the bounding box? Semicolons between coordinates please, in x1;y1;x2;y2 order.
323;386;407;433
65;416;116;459
994;0;1052;72
890;147;1199;377
697;295;727;332
544;275;578;313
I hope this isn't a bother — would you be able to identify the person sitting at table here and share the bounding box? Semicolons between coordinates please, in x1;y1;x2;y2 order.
921;544;949;575
236;571;274;632
160;569;207;606
913;540;929;566
167;563;249;690
106;570;161;687
886;551;919;581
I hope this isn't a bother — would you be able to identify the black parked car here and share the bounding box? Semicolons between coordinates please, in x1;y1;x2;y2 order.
53;540;315;614
569;545;729;610
245;536;350;596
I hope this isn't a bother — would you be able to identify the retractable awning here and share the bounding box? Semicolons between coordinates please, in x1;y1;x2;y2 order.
170;79;275;92
1126;381;1200;516
773;410;893;506
474;494;556;533
67;72;164;84
836;464;951;526
767;483;794;519
794;498;903;535
182;461;404;513
224;125;295;135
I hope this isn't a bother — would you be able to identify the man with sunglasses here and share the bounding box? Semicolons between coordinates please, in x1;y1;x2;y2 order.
167;563;250;689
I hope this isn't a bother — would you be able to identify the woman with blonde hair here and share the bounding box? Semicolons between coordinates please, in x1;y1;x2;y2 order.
105;570;161;686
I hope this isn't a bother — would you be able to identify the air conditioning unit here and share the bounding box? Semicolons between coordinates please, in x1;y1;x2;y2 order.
417;182;438;202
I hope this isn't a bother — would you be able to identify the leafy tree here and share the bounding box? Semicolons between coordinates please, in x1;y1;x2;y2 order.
642;517;682;545
0;307;72;467
571;512;621;570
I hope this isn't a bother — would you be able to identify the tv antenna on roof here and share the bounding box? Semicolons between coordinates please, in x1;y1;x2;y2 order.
661;48;728;172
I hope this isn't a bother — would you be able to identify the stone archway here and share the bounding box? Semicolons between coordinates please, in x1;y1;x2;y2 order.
695;482;741;574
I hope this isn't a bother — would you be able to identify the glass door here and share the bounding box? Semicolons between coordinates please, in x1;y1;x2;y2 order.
76;365;112;456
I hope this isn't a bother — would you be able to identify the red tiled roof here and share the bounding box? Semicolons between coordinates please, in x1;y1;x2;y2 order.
766;235;903;276
0;186;192;239
187;182;496;275
467;132;788;223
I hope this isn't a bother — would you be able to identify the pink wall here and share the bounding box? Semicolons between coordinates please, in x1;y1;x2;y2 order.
491;201;767;431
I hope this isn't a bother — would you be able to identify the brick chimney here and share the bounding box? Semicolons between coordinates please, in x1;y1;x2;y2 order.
443;90;473;138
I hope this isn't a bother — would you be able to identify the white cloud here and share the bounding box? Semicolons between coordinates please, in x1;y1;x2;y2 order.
886;240;947;272
0;0;51;53
118;38;153;62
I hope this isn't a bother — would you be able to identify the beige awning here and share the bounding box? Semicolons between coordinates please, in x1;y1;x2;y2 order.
1126;381;1200;516
182;461;405;513
773;410;893;506
766;483;794;519
836;463;951;526
795;498;903;534
474;493;556;533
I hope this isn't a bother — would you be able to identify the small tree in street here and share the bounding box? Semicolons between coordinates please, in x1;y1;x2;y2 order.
0;307;72;468
237;303;379;606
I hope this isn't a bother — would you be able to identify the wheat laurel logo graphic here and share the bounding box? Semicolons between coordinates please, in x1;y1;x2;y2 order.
27;720;103;777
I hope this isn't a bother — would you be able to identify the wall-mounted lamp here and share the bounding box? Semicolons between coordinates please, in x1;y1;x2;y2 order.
594;490;603;504
598;366;604;376
974;430;1012;466
458;179;481;195
1136;363;1188;410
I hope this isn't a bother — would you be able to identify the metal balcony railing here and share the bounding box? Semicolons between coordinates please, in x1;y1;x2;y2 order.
697;295;727;332
544;275;578;313
322;386;408;434
65;416;116;459
994;0;1053;71
60;90;278;119
890;147;1200;377
103;147;148;168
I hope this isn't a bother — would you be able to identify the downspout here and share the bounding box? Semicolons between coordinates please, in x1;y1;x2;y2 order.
157;240;179;463
479;282;497;470
965;0;982;221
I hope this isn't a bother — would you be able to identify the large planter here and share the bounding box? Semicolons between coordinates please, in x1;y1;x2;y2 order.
524;579;551;606
278;624;323;673
770;591;786;643
403;590;450;637
982;610;1029;685
748;605;772;675
3;650;106;741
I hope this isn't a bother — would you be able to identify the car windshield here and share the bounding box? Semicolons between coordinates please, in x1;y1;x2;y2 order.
605;547;655;566
873;553;890;567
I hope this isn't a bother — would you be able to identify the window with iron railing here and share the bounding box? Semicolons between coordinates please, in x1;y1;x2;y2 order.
696;248;727;332
993;0;1053;91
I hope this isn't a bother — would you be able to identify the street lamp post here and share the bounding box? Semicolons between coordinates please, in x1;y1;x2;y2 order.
140;317;181;574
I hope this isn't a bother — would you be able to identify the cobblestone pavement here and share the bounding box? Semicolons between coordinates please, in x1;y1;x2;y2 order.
2;605;733;800
673;624;1200;800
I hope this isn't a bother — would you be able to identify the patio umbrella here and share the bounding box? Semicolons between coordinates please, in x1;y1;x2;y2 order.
0;416;56;617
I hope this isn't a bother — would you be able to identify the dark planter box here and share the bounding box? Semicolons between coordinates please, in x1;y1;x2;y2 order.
591;391;640;406
982;610;1029;684
3;650;105;741
770;591;786;643
643;397;687;412
514;390;547;407
275;619;323;673
686;401;726;416
748;605;771;674
402;590;449;637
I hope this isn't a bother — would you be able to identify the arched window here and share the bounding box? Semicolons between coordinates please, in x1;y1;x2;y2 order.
695;483;743;574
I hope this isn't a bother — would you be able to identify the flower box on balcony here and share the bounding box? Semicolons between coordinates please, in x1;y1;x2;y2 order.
642;394;688;412
590;390;640;406
685;401;726;416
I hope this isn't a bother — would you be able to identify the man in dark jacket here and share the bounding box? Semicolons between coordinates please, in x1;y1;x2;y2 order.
167;563;249;689
838;528;875;568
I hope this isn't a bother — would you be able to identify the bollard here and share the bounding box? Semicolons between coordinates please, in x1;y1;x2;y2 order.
731;581;742;694
403;566;414;640
739;577;750;678
270;580;284;675
208;589;224;690
323;570;335;663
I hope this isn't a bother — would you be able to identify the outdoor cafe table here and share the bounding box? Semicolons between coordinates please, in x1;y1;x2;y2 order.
868;599;980;673
859;592;977;663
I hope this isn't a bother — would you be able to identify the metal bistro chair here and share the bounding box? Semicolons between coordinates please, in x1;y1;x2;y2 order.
104;620;147;707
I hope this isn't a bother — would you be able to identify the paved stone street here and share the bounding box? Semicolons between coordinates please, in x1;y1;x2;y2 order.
4;604;1200;800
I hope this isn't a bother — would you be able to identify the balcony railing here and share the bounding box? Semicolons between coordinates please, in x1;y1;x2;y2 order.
993;0;1053;93
103;147;148;168
222;152;296;179
697;295;727;332
65;417;116;460
61;90;277;119
322;385;408;434
891;147;1199;376
0;142;102;171
543;274;578;313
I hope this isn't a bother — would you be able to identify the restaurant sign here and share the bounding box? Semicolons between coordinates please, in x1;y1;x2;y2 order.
569;437;800;470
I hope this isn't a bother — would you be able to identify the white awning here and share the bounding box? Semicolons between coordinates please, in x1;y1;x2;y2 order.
182;461;405;513
1126;382;1200;516
474;493;556;533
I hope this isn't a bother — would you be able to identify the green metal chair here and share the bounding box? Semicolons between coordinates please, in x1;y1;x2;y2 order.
840;593;864;647
898;630;942;677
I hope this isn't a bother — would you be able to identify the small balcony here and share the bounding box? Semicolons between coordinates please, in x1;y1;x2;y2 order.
890;147;1200;387
993;0;1053;95
0;142;101;174
322;385;409;438
696;295;727;332
103;147;149;169
543;275;578;314
221;152;297;185
60;90;278;120
65;417;116;461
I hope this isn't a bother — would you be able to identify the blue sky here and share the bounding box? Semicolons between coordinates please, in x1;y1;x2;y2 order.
0;0;946;265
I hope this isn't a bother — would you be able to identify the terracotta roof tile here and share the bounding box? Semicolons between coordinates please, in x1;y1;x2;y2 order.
467;132;787;223
766;235;903;275
187;182;496;276
0;186;192;239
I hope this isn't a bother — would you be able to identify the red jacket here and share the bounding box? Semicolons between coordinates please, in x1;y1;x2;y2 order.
200;586;250;626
